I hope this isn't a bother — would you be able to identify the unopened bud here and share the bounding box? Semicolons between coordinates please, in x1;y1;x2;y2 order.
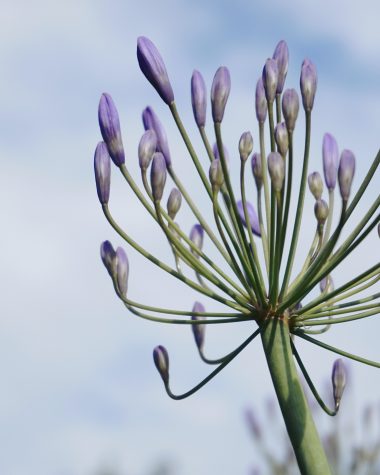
191;70;207;127
150;152;167;201
251;152;263;190
300;59;317;112
189;224;204;254
115;247;129;296
138;129;157;170
282;89;299;132
153;345;169;385
314;199;329;226
167;188;182;219
332;359;346;410
322;133;339;190
142;106;171;166
338;149;355;202
239;131;253;162
308;172;323;200
94;142;111;205
255;78;267;123
273;40;289;94
211;66;231;123
100;240;117;277
320;275;334;294
267;152;285;192
213;142;230;164
98;93;125;166
274;122;289;157
262;58;278;104
191;301;206;350
137;37;174;105
237;200;261;236
209;159;224;190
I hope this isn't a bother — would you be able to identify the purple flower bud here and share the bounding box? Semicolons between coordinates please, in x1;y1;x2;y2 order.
332;359;346;409
251;152;263;190
167;188;182;219
267;152;285;192
100;240;117;277
274;122;289;157
191;301;206;350
213;142;230;163
237;200;261;237
255;78;267;123
98;93;125;166
262;58;278;104
189;224;204;254
209;159;224;190
94;142;111;204
116;247;129;296
338;149;355;201
308;171;323;200
282;89;299;132
239;131;253;162
142;106;171;166
211;66;231;123
300;59;317;112
273;40;289;94
320;275;334;293
138;129;157;170
153;345;169;385
137;37;174;105
150;152;167;201
191;70;207;127
322;133;339;190
314;199;329;225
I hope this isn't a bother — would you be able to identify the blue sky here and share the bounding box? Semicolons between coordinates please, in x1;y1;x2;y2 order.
1;0;380;474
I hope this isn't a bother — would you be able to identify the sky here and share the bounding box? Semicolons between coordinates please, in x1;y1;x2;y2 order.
1;0;380;474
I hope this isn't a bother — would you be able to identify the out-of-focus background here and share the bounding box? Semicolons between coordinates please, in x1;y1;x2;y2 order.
1;0;380;474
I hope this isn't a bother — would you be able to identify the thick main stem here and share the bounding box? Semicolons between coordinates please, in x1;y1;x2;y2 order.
260;318;331;475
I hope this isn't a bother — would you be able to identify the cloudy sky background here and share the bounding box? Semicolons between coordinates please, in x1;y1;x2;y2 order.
1;0;380;474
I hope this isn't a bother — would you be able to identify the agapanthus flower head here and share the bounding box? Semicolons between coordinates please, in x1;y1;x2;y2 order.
191;70;207;128
267;151;285;192
142;106;171;166
300;59;317;112
322;133;339;190
274;122;289;157
153;345;170;385
138;129;157;170
137;36;174;105
211;66;231;123
237;200;261;236
239;131;254;162
167;188;182;219
150;152;167;201
255;78;267;124
116;247;129;296
251;152;263;190
332;359;346;410
262;58;278;104
191;301;206;350
338;149;355;202
98;93;125;166
94;141;111;205
272;40;289;94
308;172;323;200
282;89;299;132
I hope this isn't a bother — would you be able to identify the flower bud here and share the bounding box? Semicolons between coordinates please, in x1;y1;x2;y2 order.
320;275;334;294
322;133;339;190
153;345;169;385
332;359;346;409
167;188;182;219
267;152;285;192
211;66;231;123
100;240;117;277
94;142;111;205
282;89;299;132
142;106;171;166
138;129;157;170
150;152;167;201
137;37;174;105
314;199;329;226
189;224;204;254
213;142;230;163
116;247;129;296
300;59;317;112
209;159;224;190
237;200;261;236
338;149;355;202
251;152;263;190
262;58;278;104
308;172;323;200
191;70;207;127
272;40;289;94
98;93;125;166
274;122;289;157
191;301;206;351
255;78;267;123
239;131;253;162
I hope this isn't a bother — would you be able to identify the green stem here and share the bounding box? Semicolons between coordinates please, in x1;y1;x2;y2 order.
261;318;332;474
